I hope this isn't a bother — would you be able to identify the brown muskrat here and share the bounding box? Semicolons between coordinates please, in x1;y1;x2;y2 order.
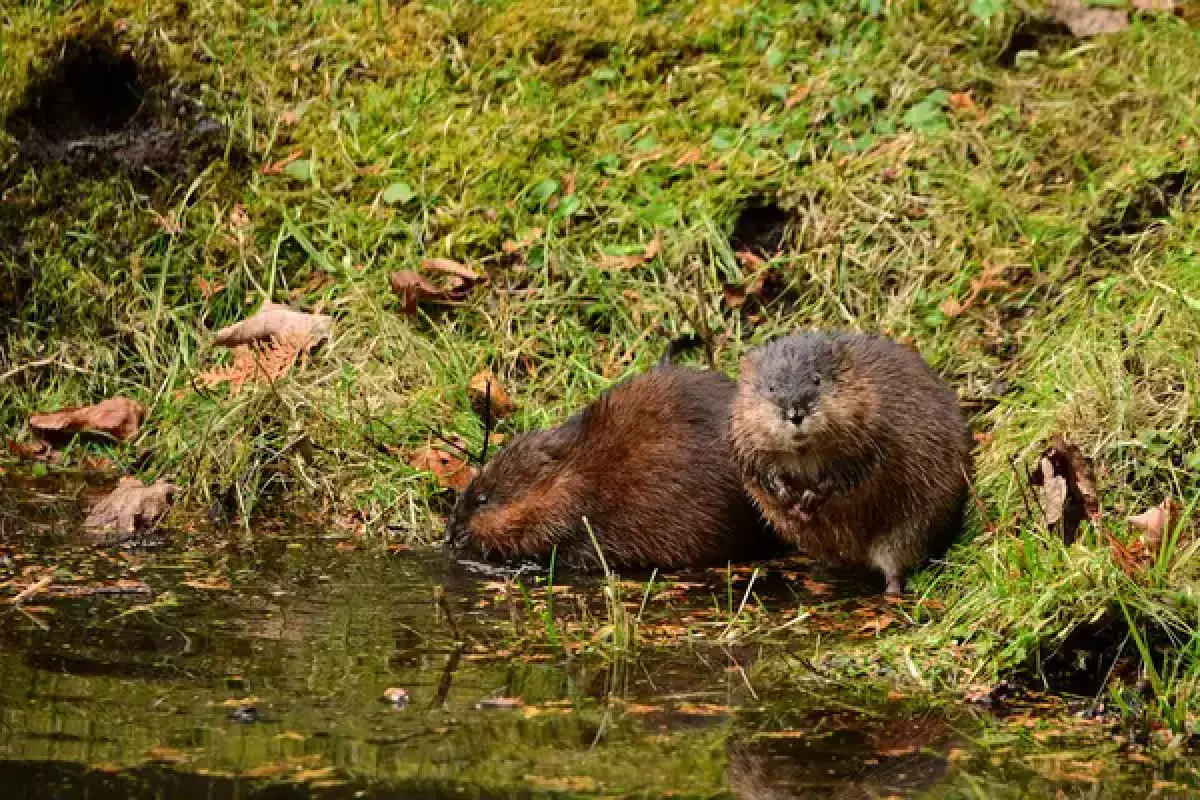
446;365;772;569
730;331;971;593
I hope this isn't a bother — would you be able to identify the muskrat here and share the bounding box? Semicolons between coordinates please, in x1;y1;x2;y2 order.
446;365;772;569
730;331;971;593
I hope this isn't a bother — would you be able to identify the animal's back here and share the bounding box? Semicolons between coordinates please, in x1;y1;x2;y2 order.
567;366;768;567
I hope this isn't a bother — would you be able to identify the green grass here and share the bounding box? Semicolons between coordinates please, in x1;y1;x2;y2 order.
3;0;1200;736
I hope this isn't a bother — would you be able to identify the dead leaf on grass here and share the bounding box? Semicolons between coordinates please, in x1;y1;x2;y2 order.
1050;0;1129;37
421;257;483;283
30;397;144;442
410;447;477;493
84;477;178;541
598;237;661;270
199;334;317;395
784;85;811;109
948;91;976;112
672;148;703;168
1131;0;1178;12
468;369;514;418
940;265;1010;318
260;148;305;176
212;303;332;348
1028;434;1100;543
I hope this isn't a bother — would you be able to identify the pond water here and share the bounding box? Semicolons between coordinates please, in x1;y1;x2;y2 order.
1;470;1197;798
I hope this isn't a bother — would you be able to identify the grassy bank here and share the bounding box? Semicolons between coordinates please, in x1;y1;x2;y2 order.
2;0;1199;732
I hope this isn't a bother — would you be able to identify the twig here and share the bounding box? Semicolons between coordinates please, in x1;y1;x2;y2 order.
478;379;494;466
0;358;56;383
1008;455;1036;525
963;466;996;540
8;575;54;606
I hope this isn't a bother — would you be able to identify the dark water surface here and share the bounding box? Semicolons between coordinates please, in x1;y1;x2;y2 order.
2;470;1197;798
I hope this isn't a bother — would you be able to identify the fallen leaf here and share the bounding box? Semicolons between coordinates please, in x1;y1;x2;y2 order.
410;447;476;493
1129;502;1171;548
421;257;482;282
784;85;811;109
802;577;831;597
84;477;178;541
1050;0;1129;37
198;335;314;395
1039;457;1068;527
672;148;703;168
197;276;225;300
228;204;251;231
212;303;332;348
1028;434;1100;543
1131;0;1176;11
856;613;895;635
948;91;975;112
468;369;515;418
279;109;301;126
150;210;183;235
940;296;966;317
260;148;305;176
598;236;662;270
30;397;144;442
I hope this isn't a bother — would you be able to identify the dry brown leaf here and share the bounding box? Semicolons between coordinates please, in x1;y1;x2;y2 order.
213;303;332;348
1029;434;1101;544
196;276;225;300
1050;0;1129;37
598;237;662;270
182;576;232;590
856;613;895;635
421;257;483;282
1132;0;1177;11
940;296;966;318
801;577;831;597
260;148;305;175
84;477;178;541
1128;500;1182;550
30;397;144;442
198;334;313;395
410;446;477;493
1040;457;1068;526
389;270;474;313
229;204;251;230
948;91;976;112
784;85;811;109
672;148;704;169
468;369;515;417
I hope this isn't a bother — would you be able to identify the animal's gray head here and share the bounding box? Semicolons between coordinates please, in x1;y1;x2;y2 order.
751;333;840;434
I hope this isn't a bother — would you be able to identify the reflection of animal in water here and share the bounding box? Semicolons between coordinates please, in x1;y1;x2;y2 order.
731;332;972;594
446;366;773;568
726;713;955;799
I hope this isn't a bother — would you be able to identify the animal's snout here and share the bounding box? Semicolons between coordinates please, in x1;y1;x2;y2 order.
785;405;806;425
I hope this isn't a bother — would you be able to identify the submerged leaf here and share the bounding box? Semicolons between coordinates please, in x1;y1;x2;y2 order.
84;477;178;541
30;397;144;442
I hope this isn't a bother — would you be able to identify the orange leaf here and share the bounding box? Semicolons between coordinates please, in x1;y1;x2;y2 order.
468;369;514;417
410;447;476;492
672;148;703;169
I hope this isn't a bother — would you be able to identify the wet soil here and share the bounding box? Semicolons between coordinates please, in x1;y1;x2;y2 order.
1;471;1198;798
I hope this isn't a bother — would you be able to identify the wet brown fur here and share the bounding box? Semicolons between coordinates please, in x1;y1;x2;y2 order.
448;366;772;569
731;333;971;592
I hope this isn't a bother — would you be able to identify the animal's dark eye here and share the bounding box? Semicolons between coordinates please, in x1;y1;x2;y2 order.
768;383;776;393
475;493;488;506
813;374;822;386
